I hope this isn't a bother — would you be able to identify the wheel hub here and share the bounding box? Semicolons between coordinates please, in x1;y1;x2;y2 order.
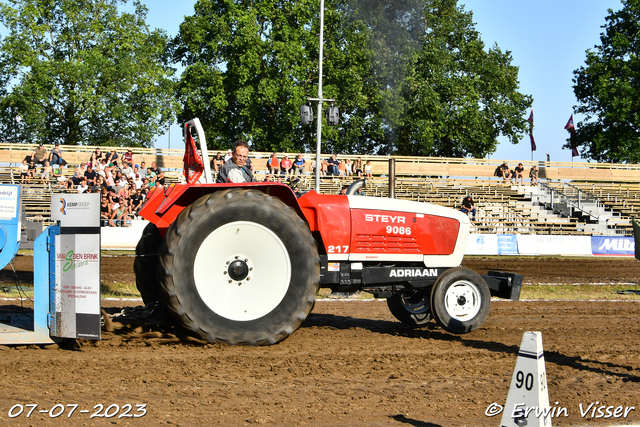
228;259;249;281
223;255;254;285
444;280;481;319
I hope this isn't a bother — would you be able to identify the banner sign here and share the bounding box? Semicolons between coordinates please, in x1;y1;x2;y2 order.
53;234;101;339
465;234;499;255
516;235;592;256
591;236;635;256
497;234;519;255
50;193;101;340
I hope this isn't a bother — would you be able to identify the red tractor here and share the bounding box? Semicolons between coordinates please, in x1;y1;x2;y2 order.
135;119;521;345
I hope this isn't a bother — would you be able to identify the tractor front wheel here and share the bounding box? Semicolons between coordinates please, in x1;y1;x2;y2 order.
430;267;490;334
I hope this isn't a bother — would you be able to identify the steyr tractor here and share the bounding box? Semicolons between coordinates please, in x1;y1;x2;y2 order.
135;118;521;345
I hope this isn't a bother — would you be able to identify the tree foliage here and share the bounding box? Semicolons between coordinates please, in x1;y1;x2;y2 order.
0;0;176;147
572;0;640;163
173;0;531;156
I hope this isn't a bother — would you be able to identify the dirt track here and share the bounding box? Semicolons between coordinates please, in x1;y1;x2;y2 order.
0;256;639;426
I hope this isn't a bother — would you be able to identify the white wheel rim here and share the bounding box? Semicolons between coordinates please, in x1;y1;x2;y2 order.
193;221;291;321
443;280;481;320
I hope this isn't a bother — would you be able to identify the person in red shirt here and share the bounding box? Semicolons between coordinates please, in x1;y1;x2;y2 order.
266;153;279;174
280;155;292;176
123;149;134;165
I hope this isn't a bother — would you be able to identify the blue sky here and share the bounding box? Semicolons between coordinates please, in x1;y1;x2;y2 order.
145;0;623;163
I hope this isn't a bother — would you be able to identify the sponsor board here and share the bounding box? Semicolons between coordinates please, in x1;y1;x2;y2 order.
591;236;635;256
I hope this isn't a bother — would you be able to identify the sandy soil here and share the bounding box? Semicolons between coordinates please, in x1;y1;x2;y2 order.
0;255;639;426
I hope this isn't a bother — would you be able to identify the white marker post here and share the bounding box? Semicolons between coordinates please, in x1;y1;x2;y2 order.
501;331;552;427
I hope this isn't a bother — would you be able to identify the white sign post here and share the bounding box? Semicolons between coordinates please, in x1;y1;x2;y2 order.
50;193;101;339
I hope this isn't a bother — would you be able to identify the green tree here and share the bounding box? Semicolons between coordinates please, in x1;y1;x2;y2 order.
572;0;640;163
0;0;176;147
173;0;531;157
396;0;532;157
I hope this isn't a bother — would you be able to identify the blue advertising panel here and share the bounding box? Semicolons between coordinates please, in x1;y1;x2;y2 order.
497;234;519;255
591;236;635;256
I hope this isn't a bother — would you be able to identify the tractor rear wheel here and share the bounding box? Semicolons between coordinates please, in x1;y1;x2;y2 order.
386;289;432;326
430;267;490;334
134;222;163;304
157;189;319;345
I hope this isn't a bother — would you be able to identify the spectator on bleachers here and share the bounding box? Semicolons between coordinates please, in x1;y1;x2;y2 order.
121;161;133;178
151;163;165;186
345;159;353;177
133;171;143;189
109;197;128;227
499;162;512;181
461;195;476;220
49;143;66;166
28;160;36;181
130;188;144;217
211;152;224;172
96;159;108;177
84;164;97;186
115;171;128;188
90;148;103;168
139;161;147;179
100;195;111;225
105;149;118;165
514;163;524;184
147;172;157;189
95;175;107;192
19;160;29;184
529;165;538;186
123;149;134;165
327;154;339;175
280;155;292;175
338;159;347;177
116;183;129;200
267;153;279;174
77;177;88;193
41;161;52;184
104;168;115;190
31;143;48;166
224;148;233;162
365;160;373;178
293;154;306;175
353;157;363;177
54;165;67;188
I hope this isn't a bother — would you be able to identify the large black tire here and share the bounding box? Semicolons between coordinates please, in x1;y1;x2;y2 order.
157;189;319;345
386;289;432;327
430;267;491;334
134;222;163;304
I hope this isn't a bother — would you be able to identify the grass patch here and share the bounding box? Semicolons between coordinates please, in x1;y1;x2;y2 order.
520;284;640;301
101;282;140;299
0;286;34;299
0;282;141;299
4;285;639;302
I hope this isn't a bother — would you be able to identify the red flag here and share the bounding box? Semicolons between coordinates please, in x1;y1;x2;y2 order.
527;109;535;150
564;114;575;132
565;114;579;157
183;125;204;184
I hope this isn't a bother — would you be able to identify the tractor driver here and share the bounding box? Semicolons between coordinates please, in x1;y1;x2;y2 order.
216;140;255;183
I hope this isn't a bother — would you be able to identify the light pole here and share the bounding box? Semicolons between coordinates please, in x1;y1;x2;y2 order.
312;0;326;193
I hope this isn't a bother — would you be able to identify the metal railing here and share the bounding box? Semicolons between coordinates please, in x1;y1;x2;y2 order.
537;182;605;221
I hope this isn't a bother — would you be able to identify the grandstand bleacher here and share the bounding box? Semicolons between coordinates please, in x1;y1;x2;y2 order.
1;142;639;236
